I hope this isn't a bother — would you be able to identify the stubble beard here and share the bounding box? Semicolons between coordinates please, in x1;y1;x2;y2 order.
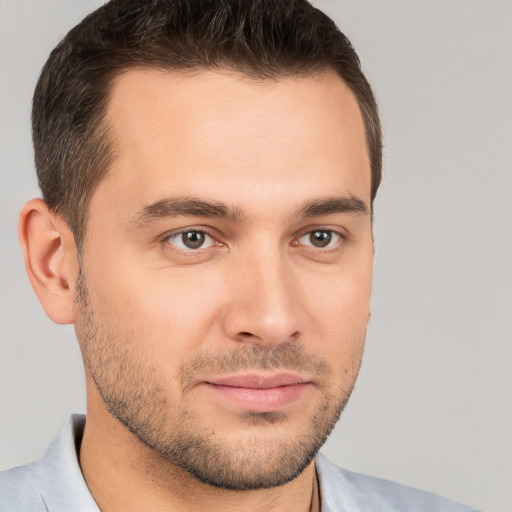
75;269;364;491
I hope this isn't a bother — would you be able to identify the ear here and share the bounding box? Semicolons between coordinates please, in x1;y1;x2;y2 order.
18;198;79;324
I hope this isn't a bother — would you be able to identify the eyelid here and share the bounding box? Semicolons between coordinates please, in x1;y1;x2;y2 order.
293;227;346;250
162;227;221;251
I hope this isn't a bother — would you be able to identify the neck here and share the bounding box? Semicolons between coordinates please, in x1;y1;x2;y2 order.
79;395;316;512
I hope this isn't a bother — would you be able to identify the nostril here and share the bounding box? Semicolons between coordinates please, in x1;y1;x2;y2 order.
233;331;261;344
235;330;301;344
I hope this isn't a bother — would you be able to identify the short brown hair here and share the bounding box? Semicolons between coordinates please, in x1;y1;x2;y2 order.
33;0;382;247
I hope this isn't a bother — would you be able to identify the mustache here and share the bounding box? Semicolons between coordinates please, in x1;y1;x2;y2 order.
179;342;330;388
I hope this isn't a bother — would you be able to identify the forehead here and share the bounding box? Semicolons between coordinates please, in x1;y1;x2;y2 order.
95;68;370;215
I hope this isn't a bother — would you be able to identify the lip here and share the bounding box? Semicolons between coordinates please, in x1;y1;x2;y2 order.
204;373;311;412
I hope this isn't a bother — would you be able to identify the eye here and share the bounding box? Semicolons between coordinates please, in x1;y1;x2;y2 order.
298;229;342;248
165;230;216;250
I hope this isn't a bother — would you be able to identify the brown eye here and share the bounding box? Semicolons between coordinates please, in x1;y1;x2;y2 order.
166;230;214;250
310;230;332;247
182;231;205;249
298;229;341;249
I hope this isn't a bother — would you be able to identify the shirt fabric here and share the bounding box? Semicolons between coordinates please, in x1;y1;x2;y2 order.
0;414;482;511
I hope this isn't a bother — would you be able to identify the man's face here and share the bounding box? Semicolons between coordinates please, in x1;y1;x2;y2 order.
75;69;373;490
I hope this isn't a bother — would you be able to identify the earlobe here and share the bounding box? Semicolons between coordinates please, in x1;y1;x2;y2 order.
18;198;79;325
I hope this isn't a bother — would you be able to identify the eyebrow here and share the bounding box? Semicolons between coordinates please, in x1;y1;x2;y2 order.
130;197;245;227
130;194;369;228
296;195;369;218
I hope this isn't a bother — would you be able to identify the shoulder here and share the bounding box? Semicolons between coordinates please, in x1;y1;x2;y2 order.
0;414;98;512
0;463;47;511
315;453;483;512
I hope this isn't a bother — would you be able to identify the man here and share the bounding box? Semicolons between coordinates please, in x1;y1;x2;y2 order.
0;1;483;510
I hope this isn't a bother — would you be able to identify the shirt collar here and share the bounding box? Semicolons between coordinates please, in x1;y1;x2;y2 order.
30;414;100;512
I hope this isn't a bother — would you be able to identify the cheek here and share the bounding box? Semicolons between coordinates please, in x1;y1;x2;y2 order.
88;260;228;352
303;259;373;327
299;260;372;362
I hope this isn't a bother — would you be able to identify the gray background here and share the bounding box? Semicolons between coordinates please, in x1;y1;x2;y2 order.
0;1;510;511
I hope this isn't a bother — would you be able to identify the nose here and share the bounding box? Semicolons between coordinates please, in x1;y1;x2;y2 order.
223;248;300;349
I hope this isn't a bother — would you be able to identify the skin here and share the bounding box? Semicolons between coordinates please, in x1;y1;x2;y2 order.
19;68;374;512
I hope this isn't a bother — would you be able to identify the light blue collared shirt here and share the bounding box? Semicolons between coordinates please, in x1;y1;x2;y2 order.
0;415;481;511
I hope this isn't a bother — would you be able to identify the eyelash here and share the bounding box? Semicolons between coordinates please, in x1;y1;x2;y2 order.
162;227;345;253
163;229;219;251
